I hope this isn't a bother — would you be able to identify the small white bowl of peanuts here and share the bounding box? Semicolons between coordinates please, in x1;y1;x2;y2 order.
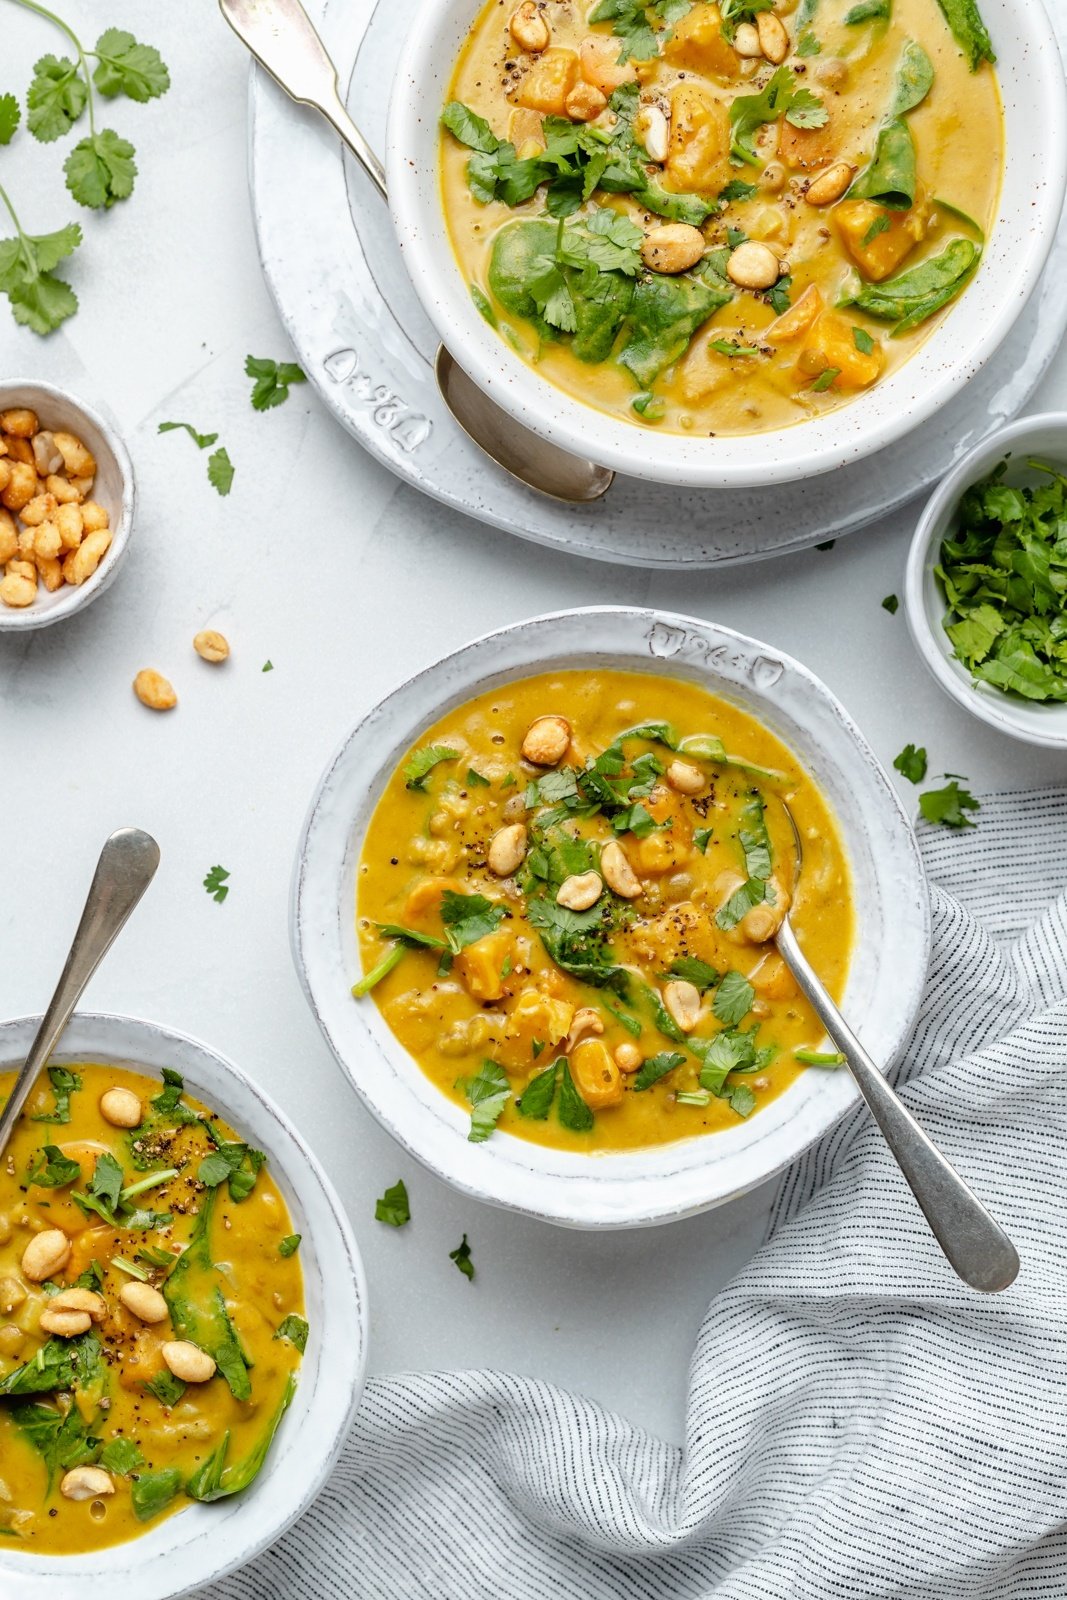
0;380;134;631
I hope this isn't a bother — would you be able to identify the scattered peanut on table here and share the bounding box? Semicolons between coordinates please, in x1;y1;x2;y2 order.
0;409;111;609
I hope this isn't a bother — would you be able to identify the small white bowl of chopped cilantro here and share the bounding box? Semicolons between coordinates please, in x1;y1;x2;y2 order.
905;413;1067;749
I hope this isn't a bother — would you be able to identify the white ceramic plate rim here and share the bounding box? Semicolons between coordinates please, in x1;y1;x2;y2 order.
291;606;932;1228
386;0;1067;488
904;409;1067;749
0;380;135;633
0;1011;367;1600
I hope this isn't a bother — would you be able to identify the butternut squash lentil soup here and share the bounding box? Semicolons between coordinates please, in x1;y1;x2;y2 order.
441;0;1002;435
355;672;852;1150
0;1062;305;1554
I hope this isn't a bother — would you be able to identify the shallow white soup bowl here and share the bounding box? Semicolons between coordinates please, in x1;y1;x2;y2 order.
387;0;1067;489
292;607;931;1229
0;1012;368;1600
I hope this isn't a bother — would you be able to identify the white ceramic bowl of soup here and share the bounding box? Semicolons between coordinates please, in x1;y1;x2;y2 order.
387;0;1067;489
0;381;134;631
905;411;1067;748
292;606;932;1228
0;1011;368;1600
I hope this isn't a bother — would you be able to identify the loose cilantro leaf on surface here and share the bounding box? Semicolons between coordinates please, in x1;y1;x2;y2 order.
440;890;507;953
712;970;755;1026
275;1313;309;1353
131;1467;182;1523
64;129;136;209
403;745;459;790
0;202;81;334
99;1437;144;1476
92;29;170;102
603;999;642;1037
935;460;1067;703
262;660;273;672
766;276;792;316
0;95;20;145
203;865;230;904
557;1060;594;1132
919;778;980;829
449;1234;475;1281
279;1233;302;1256
207;446;234;496
882;593;899;614
158;420;218;449
27;55;86;141
517;1060;560;1119
667;957;719;992
441;101;499;152
374;1180;410;1227
632;1051;685;1091
27;1145;81;1188
934;0;995;70
457;1060;511;1143
31;1066;82;1125
245;354;307;411
893;743;928;783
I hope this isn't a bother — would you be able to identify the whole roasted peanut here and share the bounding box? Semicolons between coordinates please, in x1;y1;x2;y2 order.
488;822;527;876
733;21;762;55
55;503;84;550
120;1281;169;1324
805;161;855;206
0;408;38;438
521;715;571;766
600;839;642;899
80;501;109;534
50;1287;106;1322
663;979;701;1033
757;10;790;62
60;1467;114;1502
36;555;64;592
641;223;705;275
510;0;549;53
53;431;96;478
556;870;603;911
665;759;705;794
34;521;61;561
193;629;229;663
100;1086;143;1127
564;1006;605;1050
21;1228;71;1282
46;473;81;504
39;1305;91;1337
63;527;111;585
1;462;37;512
727;240;782;289
133;669;178;711
19;492;57;527
635;104;669;163
162;1340;216;1383
32;430;64;476
614;1041;643;1073
4;436;33;466
0;571;36;608
0;511;16;564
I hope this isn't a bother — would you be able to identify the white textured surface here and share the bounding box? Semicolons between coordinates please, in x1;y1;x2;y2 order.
2;0;1067;1452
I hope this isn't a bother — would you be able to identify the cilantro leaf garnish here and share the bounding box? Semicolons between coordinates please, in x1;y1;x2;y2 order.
517;1059;560;1119
31;1066;82;1125
207;447;234;496
557;1059;594;1132
274;1314;308;1353
882;593;899;614
403;744;459;790
27;54;87;141
456;1059;511;1143
527;896;629;995
374;1179;411;1226
203;865;230;904
893;743;928;784
729;68;827;166
440;890;507;953
449;1233;475;1281
919;777;980;829
245;354;307;411
632;1050;685;1091
27;1145;81;1188
279;1233;302;1256
0;195;81;335
712;970;755;1025
92;29;170;102
666;956;719;992
64;129;136;209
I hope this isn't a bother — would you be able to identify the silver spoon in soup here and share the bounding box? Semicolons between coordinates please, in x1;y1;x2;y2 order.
219;0;615;505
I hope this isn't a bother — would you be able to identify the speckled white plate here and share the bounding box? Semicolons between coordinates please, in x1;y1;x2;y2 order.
249;0;1067;567
291;607;932;1229
0;1012;368;1600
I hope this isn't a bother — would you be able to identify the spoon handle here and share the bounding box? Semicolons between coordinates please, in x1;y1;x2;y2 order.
776;918;1019;1293
219;0;387;198
0;829;160;1158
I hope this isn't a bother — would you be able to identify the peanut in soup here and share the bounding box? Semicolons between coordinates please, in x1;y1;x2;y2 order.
354;671;853;1151
440;0;1002;436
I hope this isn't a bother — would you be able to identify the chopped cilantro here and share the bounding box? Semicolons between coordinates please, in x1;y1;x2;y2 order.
893;743;928;784
279;1233;302;1256
712;970;755;1025
449;1234;474;1281
919;777;980;829
403;745;459;790
632;1051;685;1091
374;1180;410;1227
456;1060;511;1143
245;354;306;411
203;864;229;904
882;594;899;614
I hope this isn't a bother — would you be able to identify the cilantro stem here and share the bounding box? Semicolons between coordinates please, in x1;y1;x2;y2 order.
10;0;96;133
119;1168;178;1205
0;181;39;283
352;943;407;997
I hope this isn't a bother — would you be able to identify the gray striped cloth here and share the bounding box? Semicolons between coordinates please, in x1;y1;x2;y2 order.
212;788;1067;1599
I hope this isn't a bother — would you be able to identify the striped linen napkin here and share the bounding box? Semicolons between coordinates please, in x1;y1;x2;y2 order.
211;788;1067;1600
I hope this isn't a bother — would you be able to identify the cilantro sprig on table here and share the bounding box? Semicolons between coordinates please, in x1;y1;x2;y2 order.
203;865;230;904
245;355;307;411
919;776;980;829
0;184;81;334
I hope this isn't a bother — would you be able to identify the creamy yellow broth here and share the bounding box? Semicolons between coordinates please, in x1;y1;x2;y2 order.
0;1063;304;1555
441;0;1002;435
356;671;853;1151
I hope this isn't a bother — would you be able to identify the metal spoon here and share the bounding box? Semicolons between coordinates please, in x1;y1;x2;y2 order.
0;829;160;1160
773;802;1019;1293
219;0;615;505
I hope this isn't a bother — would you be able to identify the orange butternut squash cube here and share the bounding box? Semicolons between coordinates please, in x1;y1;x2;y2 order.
570;1039;624;1108
666;82;731;194
766;284;824;343
662;5;739;78
579;34;638;91
779;111;838;172
833;199;927;281
456;928;514;1002
512;48;580;117
504;989;574;1052
796;311;883;390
